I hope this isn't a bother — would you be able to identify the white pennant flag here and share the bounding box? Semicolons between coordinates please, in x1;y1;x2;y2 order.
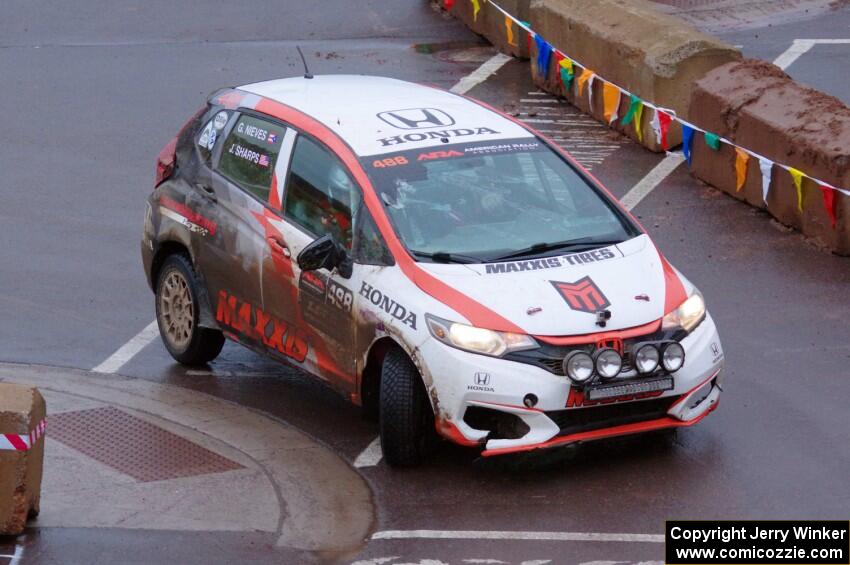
588;74;596;113
650;109;662;145
758;157;773;203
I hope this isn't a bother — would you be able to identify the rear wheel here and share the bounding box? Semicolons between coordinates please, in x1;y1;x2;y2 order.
155;254;224;365
379;347;434;467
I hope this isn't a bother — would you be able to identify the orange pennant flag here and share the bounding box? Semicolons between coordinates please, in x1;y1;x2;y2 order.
735;148;750;192
789;168;805;212
505;16;516;46
602;82;622;124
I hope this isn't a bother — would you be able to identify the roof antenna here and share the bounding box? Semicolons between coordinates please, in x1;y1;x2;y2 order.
296;46;313;79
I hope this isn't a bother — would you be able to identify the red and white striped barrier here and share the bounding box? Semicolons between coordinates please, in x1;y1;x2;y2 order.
0;419;46;451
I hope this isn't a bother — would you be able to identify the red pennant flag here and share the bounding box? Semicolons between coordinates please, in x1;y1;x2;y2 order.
445;0;454;10
651;110;673;151
820;185;837;228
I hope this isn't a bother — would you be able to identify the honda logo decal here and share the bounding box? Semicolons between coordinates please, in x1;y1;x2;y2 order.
551;277;611;314
377;108;456;130
474;372;490;386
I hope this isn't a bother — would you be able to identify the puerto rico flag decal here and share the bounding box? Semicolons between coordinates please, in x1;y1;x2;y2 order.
551;277;610;313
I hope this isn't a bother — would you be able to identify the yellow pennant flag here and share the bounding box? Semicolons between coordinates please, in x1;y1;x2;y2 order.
471;0;480;21
577;68;594;98
789;168;805;212
602;82;621;124
505;16;516;46
634;101;644;143
735;148;750;192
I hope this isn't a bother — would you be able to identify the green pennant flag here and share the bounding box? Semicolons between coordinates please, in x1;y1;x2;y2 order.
559;58;574;92
704;132;721;150
621;94;642;126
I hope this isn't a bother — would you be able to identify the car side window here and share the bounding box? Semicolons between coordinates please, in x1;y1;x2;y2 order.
353;203;394;265
196;110;231;163
216;114;284;202
284;136;357;249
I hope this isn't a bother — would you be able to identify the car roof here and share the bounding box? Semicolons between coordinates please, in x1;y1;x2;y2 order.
237;75;534;157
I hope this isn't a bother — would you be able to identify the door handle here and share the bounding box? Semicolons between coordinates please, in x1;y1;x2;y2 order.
196;183;217;202
267;236;291;258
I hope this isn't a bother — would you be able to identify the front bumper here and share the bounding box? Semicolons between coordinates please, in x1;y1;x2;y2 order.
420;313;725;456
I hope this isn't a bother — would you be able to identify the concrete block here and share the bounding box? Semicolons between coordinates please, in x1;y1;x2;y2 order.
528;0;740;152
441;0;532;59
690;59;850;254
0;384;46;535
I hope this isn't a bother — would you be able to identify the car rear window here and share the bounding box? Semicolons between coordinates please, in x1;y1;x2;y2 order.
216;114;284;202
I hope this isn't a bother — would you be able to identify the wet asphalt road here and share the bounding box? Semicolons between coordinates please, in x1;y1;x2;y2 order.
2;2;850;564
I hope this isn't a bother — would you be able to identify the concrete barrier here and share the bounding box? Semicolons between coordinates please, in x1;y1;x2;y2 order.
440;0;531;59
526;0;740;152
0;384;45;535
689;59;850;255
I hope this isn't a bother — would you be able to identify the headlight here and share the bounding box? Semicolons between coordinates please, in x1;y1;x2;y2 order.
662;291;706;333
662;342;686;372
633;344;660;374
563;351;594;383
594;348;622;379
425;314;538;357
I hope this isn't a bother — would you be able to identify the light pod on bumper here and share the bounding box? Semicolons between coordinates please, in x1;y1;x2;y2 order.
594;348;623;379
633;344;660;374
662;342;685;372
563;351;594;384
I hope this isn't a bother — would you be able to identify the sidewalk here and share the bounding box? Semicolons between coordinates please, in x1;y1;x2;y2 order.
0;362;374;558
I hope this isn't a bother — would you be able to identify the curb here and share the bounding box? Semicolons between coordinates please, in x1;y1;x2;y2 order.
0;362;375;554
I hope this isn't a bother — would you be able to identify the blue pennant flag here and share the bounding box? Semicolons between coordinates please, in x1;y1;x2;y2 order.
534;35;553;80
682;124;695;167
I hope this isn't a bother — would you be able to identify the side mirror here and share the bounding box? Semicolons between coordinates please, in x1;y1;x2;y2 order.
297;234;352;278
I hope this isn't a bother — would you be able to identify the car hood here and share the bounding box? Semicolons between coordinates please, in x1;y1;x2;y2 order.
417;234;668;336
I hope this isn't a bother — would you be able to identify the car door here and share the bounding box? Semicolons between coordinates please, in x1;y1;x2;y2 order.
261;133;360;391
199;111;287;347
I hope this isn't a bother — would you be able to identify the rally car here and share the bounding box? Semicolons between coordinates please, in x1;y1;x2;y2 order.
141;74;725;466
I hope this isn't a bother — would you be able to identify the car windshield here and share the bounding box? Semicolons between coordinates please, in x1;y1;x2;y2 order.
362;138;637;262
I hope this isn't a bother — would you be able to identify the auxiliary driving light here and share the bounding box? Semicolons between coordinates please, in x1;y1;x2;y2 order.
662;342;686;372
594;348;623;379
563;351;594;383
634;344;660;374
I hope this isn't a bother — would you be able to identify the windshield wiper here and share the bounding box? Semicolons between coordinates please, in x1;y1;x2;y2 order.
411;250;481;264
489;238;623;262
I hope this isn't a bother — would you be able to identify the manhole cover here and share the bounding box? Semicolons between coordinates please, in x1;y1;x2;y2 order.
49;406;243;482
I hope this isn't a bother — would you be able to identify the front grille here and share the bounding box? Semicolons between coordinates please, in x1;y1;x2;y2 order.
463;406;530;440
545;396;677;437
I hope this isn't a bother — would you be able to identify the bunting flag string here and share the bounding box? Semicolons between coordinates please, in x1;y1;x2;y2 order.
758;158;774;204
602;81;621;124
472;0;847;225
735;148;750;192
681;124;695;166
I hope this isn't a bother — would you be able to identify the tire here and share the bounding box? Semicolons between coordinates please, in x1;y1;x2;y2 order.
155;253;224;365
379;347;434;467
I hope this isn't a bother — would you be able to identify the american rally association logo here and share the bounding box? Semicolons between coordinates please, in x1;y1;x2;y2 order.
550;277;610;314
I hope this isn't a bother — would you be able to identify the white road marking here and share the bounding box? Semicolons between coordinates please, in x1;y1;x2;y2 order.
773;38;850;70
2;536;25;564
354;436;383;468
91;320;160;374
450;53;513;95
619;153;685;211
371;530;665;543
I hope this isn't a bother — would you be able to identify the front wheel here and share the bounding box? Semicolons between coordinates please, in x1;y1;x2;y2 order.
155;254;224;365
379;347;435;467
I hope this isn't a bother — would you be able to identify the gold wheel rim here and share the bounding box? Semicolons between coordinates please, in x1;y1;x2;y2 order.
159;270;194;350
